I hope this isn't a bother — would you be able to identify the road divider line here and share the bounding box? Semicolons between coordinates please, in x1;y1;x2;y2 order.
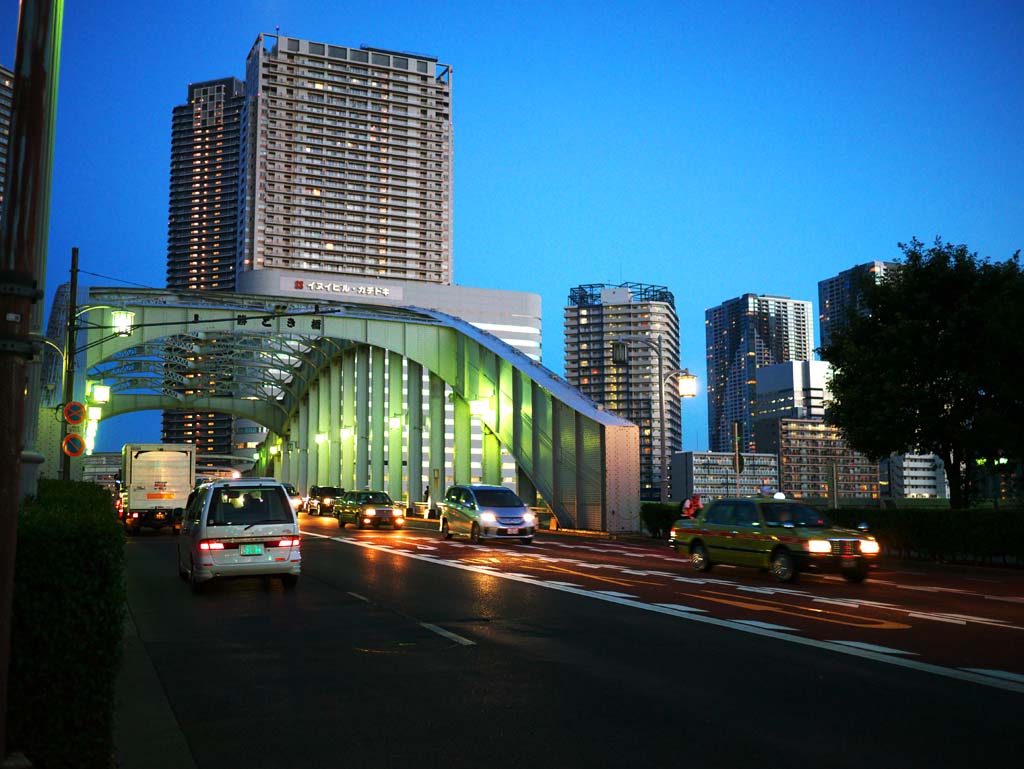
421;623;476;646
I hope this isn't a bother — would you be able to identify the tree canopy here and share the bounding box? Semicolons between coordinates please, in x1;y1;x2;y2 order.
822;237;1024;508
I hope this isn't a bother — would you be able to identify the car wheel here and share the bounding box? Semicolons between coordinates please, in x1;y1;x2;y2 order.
281;574;299;589
189;558;205;594
690;542;711;571
770;549;798;583
440;518;453;540
177;557;188;581
470;523;481;544
520;537;533;544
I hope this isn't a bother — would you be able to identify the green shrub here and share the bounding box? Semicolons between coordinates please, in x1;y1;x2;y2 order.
9;480;125;769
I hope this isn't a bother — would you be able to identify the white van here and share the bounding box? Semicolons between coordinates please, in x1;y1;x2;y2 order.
177;479;301;592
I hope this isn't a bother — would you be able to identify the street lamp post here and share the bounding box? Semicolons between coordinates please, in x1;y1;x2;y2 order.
613;336;698;504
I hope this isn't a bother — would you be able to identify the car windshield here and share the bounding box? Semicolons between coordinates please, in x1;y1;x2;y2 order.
207;486;294;526
318;487;344;497
762;503;832;528
354;492;392;505
473;488;525;508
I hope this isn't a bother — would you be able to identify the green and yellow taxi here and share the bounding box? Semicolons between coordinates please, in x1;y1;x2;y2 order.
668;497;880;583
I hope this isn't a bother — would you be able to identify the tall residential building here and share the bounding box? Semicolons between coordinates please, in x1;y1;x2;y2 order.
817;260;900;349
564;283;681;501
238;34;453;284
1;64;14;219
705;294;813;454
756;418;879;501
752;360;831;440
671;451;779;502
163;78;246;458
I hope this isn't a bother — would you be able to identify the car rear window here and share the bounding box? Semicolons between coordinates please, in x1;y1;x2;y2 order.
473;488;525;508
207;486;294;526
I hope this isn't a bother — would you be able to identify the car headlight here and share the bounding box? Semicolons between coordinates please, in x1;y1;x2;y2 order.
859;539;880;554
323;497;332;506
365;508;376;516
480;512;497;524
807;539;832;554
523;512;536;524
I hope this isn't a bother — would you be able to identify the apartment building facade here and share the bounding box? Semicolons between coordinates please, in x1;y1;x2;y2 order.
564;283;681;500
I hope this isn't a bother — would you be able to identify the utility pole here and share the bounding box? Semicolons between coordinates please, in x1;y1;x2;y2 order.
0;1;66;758
60;247;79;481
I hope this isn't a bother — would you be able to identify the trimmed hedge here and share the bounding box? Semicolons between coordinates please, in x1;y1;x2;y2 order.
9;480;125;769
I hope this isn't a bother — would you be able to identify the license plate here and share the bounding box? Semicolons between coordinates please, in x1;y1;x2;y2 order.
841;557;859;568
155;512;166;519
506;527;519;535
240;544;264;556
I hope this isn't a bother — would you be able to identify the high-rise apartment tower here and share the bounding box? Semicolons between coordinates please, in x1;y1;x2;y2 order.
239;34;453;283
163;78;246;457
0;64;14;219
705;294;813;453
817;260;900;349
565;283;681;501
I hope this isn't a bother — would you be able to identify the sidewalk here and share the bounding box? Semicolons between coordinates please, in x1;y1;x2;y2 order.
114;611;197;769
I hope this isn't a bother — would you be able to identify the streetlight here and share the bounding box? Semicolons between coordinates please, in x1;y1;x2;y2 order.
612;337;698;504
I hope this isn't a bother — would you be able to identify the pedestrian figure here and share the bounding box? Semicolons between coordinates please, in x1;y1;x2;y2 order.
423;485;430;501
681;497;693;518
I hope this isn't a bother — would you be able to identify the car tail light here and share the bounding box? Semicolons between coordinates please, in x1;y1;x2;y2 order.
199;540;225;551
131;512;139;519
277;538;300;548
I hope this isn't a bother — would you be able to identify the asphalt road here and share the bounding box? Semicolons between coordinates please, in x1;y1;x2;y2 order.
119;519;1024;768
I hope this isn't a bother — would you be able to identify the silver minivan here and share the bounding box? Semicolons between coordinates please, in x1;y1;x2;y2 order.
438;484;536;544
177;479;301;592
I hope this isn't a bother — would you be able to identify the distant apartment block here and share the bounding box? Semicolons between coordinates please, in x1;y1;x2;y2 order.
564;282;681;501
0;64;13;219
756;418;878;501
705;294;813;454
671;451;779;502
880;453;948;499
817;260;900;349
239;34;453;284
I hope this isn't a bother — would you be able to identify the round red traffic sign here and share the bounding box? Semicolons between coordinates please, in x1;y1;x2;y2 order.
62;433;86;458
63;401;86;425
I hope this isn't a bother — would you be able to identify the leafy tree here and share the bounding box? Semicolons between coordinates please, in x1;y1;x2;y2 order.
822;237;1024;509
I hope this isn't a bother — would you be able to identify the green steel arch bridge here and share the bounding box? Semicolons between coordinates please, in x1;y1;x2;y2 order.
83;288;640;532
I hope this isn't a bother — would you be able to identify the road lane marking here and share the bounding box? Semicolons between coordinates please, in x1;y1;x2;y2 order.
421;623;476;646
693;590;912;630
960;668;1024;684
908;613;967;625
736;620;797;632
828;641;918;656
302;531;1024;695
653;603;707;613
348;592;370;602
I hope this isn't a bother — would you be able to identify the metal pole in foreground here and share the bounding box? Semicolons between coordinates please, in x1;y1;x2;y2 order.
59;247;79;480
657;336;667;504
0;0;66;757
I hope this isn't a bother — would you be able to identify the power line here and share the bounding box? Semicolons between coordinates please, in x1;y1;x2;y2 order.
78;269;159;289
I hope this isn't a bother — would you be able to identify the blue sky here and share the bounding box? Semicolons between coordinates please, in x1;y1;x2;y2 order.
3;0;1022;453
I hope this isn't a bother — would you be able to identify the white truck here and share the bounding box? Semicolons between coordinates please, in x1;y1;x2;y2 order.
121;443;196;535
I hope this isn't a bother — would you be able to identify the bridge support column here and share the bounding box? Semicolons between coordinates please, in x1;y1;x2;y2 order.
387;351;403;501
317;369;330;485
453;392;471;485
297;396;309;495
516;468;537;507
341;348;356;490
329;358;341;487
428;372;445;505
407;361;423;503
355;345;370;489
481;424;501;486
280;422;292;486
308;381;320;488
371;346;385;489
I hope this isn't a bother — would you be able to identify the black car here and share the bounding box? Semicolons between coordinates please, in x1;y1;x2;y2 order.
307;486;346;516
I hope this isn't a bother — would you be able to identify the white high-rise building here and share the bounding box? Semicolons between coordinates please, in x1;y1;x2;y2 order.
563;283;681;501
239;34;453;284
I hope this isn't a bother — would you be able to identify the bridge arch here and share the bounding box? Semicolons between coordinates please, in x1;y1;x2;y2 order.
84;289;640;531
